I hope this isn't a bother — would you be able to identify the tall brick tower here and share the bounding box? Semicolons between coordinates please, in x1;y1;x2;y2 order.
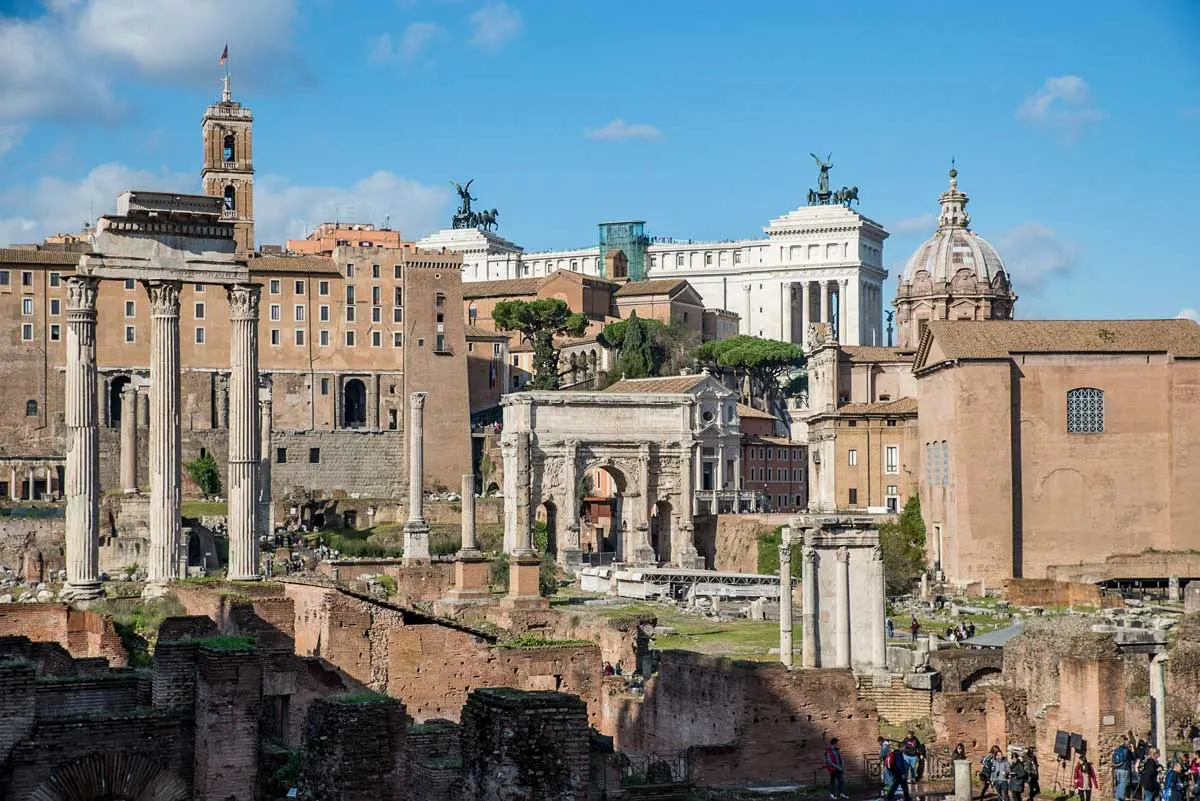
202;74;255;253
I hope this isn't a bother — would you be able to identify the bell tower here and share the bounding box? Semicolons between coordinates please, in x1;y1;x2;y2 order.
202;74;255;253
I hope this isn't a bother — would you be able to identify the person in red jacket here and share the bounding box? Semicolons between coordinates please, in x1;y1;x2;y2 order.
825;738;848;800
1074;756;1100;801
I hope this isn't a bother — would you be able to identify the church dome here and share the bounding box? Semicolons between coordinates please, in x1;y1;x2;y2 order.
899;168;1008;285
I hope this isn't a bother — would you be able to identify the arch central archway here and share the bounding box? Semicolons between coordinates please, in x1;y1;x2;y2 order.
651;499;673;565
582;463;626;559
535;500;558;556
29;752;189;801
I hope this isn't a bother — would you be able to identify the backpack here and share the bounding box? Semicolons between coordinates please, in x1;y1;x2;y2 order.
1114;746;1129;768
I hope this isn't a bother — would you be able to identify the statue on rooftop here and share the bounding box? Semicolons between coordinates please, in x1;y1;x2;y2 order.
811;153;833;195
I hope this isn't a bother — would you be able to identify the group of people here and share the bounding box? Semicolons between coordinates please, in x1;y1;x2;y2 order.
1112;734;1200;801
978;745;1044;801
944;621;978;642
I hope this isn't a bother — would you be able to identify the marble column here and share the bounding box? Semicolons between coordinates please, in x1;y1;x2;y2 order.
838;279;848;344
120;384;138;494
145;280;182;589
778;528;793;668
64;276;103;601
460;473;479;555
872;545;888;669
741;283;752;334
780;282;793;344
676;443;698;567
403;392;431;562
800;544;819;668
441;472;490;608
633;442;656;563
226;284;261;581
834;545;851;668
819;280;830;326
257;397;273;538
560;440;582;568
503;430;546;609
9;466;18;501
801;281;812;335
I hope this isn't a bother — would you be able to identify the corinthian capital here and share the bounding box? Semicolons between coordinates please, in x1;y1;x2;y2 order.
65;276;100;313
144;281;182;317
226;283;261;320
410;391;428;409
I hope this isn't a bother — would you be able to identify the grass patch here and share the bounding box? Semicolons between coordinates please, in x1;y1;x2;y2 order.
757;525;801;579
330;691;391;705
90;597;186;667
182;500;227;518
498;634;593;649
183;634;256;651
311;528;405;558
376;575;397;596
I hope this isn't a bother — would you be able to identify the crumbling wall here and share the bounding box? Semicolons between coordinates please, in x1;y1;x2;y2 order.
0;516;64;583
461;688;590;801
298;695;409;801
1002;578;1119;608
631;652;878;785
0;603;126;666
930;649;1004;692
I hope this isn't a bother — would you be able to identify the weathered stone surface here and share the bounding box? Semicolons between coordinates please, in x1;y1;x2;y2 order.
298;695;408;801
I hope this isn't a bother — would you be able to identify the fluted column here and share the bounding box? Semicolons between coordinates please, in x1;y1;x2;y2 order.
819;280;830;326
120;384;138;494
676;443;698;567
834;545;851;668
871;545;887;669
403;392;430;562
801;543;819;668
781;282;793;343
838;279;849;343
778;528;793;668
64;276;103;601
145;280;182;588
801;281;812;336
9;466;18;501
226;284;261;580
560;440;581;566
257;397;273;538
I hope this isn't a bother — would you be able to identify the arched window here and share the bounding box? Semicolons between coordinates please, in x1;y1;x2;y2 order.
223;185;236;212
25;399;38;417
223;134;235;162
468;303;478;324
1067;388;1104;433
941;440;949;486
924;442;931;486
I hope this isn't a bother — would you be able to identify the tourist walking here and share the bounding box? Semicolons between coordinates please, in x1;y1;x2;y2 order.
1141;748;1162;801
1010;751;1029;801
1163;761;1188;801
885;746;913;801
887;617;896;640
902;731;924;783
992;750;1012;801
980;746;1001;801
1075;756;1100;801
910;616;921;643
880;737;895;798
1114;737;1136;801
1026;748;1041;801
825;737;848;800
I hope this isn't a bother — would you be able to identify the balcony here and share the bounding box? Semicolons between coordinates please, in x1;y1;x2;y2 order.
694;489;767;515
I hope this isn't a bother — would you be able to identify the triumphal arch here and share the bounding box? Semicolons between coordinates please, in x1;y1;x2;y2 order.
501;378;739;570
63;191;259;599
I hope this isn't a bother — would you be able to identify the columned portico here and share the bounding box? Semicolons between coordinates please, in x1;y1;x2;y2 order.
225;284;261;580
63;277;103;601
146;280;183;587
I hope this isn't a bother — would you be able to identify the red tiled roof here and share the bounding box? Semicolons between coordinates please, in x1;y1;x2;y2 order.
603;374;709;394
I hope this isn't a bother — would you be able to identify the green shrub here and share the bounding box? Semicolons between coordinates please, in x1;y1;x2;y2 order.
490;553;509;589
757;526;801;579
376;574;397;596
184;452;222;499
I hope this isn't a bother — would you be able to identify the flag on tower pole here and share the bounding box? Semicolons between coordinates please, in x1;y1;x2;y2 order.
219;45;228;66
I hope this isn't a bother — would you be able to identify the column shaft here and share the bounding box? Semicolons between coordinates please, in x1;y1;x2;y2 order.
741;284;752;334
9;466;17;501
801;281;812;337
257;398;273;538
226;284;261;580
780;282;793;343
820;281;830;326
146;281;182;585
801;545;819;668
779;530;793;668
120;385;138;494
403;392;431;561
64;277;103;600
835;546;851;668
838;279;848;343
460;473;478;553
872;550;888;669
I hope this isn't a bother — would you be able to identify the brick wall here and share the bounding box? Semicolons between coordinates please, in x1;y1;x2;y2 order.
858;673;932;725
0;516;63;583
298;696;409;801
929;650;1004;692
35;673;139;719
1002;579;1112;608
0;603;127;666
274;429;405;499
632;652;879;786
461;688;590;801
0;660;36;762
153;641;200;712
0;635;77;675
193;648;262;801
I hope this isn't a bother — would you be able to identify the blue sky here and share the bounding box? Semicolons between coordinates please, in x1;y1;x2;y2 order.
1;0;1197;320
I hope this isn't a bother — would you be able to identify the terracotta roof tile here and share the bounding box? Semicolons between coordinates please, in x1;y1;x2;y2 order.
736;403;776;420
603;374;708;394
925;320;1200;360
461;278;543;299
249;254;340;275
841;346;916;364
464;326;507;339
744;435;805;447
837;397;919;415
614;279;689;297
0;248;85;266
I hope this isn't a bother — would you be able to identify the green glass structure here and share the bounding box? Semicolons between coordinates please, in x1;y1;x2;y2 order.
598;220;649;281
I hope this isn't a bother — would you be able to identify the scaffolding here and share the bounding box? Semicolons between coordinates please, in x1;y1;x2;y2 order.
598;220;649;281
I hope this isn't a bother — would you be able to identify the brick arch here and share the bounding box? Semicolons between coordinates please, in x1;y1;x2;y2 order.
960;665;1002;691
29;753;188;801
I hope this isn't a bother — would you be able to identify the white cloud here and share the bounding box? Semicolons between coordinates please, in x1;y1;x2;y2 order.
996;222;1078;289
469;2;522;51
0;164;451;250
0;125;27;159
586;119;664;142
370;22;445;66
1176;309;1199;323
248;171;451;245
0;0;298;131
1017;75;1104;141
889;212;937;236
